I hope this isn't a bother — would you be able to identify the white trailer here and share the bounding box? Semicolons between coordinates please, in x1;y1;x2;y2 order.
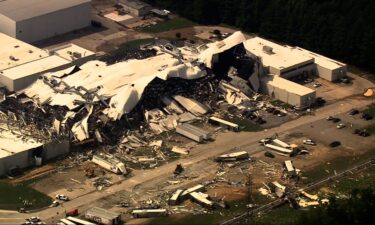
180;184;205;200
169;189;183;205
66;216;96;225
264;144;293;155
132;209;168;218
209;116;240;132
284;160;296;176
60;219;76;225
216;151;249;162
190;192;214;209
85;207;121;225
176;125;204;142
272;139;291;148
92;154;126;175
182;124;212;140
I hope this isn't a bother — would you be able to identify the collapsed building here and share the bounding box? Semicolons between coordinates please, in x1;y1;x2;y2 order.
0;119;69;176
0;30;347;175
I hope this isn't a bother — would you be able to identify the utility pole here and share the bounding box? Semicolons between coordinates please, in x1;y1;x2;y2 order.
246;165;254;225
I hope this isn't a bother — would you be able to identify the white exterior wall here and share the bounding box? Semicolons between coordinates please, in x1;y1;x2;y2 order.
0;14;16;37
15;3;91;43
281;64;315;79
0;75;15;91
262;81;315;108
0;151;30;176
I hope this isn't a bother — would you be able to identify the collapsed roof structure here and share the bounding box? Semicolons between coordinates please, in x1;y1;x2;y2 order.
0;31;321;169
12;32;253;141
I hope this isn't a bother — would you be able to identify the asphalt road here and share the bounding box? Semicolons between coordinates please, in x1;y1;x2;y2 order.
0;96;372;225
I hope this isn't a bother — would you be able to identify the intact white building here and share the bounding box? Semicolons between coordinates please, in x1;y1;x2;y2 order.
244;36;347;82
0;0;91;43
244;37;315;79
287;46;347;81
261;75;316;109
0;33;95;92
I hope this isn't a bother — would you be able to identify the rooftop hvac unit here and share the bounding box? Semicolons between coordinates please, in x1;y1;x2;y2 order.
263;45;274;55
73;52;82;58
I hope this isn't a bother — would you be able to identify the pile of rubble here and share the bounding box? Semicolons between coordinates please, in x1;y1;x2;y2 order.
0;31;287;174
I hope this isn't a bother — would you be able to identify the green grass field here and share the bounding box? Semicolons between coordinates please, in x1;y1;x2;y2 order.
147;193;269;225
223;115;264;132
118;38;155;51
302;149;375;184
140;18;197;33
364;104;375;117
0;182;52;210
256;157;375;225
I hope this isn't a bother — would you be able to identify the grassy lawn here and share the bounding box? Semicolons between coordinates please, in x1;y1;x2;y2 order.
270;100;293;109
302;149;375;184
0;182;52;210
334;166;375;193
363;104;375;117
119;38;155;51
256;158;375;225
364;124;375;134
223;115;264;132
140;18;197;33
147;193;269;225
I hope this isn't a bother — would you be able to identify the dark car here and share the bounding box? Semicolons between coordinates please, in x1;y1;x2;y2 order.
359;130;371;137
329;141;341;148
255;117;266;124
332;118;341;123
326;116;334;121
273;109;281;115
264;151;275;158
315;97;326;107
361;113;373;121
353;129;360;134
349;109;359;116
266;107;275;113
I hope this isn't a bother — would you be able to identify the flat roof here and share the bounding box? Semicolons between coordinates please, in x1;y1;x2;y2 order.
288;46;346;70
119;0;151;10
0;0;91;21
49;44;95;61
1;55;71;80
86;207;120;220
0;33;49;71
0;123;43;159
262;75;316;96
244;37;314;71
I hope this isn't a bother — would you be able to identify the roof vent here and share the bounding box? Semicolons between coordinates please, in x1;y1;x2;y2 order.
9;56;18;61
263;45;274;55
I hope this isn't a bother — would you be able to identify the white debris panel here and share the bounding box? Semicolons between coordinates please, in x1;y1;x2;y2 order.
23;52;206;121
198;31;246;68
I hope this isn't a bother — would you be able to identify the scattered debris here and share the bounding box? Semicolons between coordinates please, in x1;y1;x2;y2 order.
92;154;127;175
171;146;190;155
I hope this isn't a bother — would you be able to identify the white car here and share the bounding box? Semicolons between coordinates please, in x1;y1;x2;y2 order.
55;194;69;201
313;82;322;88
337;123;346;129
303;139;316;145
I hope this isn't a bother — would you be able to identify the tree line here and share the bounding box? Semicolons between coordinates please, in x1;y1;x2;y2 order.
145;0;375;72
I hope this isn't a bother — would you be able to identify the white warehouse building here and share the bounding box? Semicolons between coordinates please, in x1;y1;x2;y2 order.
0;0;91;43
244;37;347;82
260;75;316;109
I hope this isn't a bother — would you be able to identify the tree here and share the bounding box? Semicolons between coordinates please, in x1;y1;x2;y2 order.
144;0;375;72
